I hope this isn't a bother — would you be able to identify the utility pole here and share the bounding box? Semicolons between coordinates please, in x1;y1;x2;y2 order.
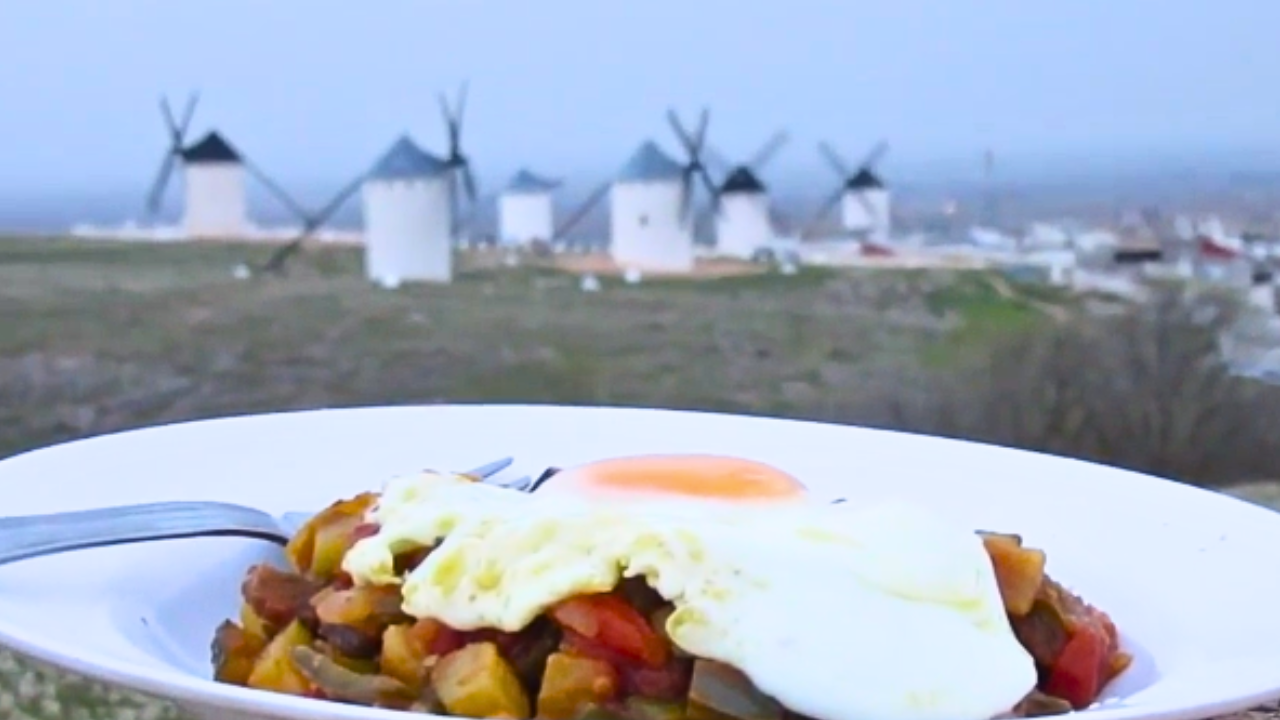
981;148;998;228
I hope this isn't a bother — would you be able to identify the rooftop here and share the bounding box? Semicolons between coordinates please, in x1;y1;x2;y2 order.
504;168;560;194
182;131;240;164
720;166;766;194
618;140;684;183
368;135;449;181
845;168;884;191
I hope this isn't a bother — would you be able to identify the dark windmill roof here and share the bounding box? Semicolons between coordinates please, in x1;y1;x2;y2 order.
368;135;448;181
720;166;765;194
618;140;683;182
504;168;560;194
845;168;884;190
182;131;241;164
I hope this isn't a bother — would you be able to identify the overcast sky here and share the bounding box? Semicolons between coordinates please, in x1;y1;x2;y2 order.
1;0;1278;200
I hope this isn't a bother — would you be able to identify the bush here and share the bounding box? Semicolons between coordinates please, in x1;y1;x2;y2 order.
838;284;1280;488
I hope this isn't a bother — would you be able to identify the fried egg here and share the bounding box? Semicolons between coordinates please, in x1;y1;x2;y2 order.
342;459;1036;720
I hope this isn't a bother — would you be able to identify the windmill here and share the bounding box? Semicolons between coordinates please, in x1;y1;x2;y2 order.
698;130;789;259
144;92;251;239
551;108;716;273
806;140;892;244
360;82;477;286
145;92;363;260
498;169;562;246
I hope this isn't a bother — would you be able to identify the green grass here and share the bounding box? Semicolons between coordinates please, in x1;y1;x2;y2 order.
916;272;1057;367
0;236;1069;458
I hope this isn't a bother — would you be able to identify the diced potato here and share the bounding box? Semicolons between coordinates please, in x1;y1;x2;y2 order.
982;534;1047;616
687;660;782;720
431;641;531;719
313;584;404;626
311;504;377;579
382;623;430;689
212;621;266;686
238;601;274;642
536;652;618;720
286;492;378;576
246;620;314;696
284;523;317;576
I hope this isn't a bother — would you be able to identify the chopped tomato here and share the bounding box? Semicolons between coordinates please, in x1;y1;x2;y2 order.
562;629;634;666
560;632;688;700
550;594;670;668
1043;625;1109;709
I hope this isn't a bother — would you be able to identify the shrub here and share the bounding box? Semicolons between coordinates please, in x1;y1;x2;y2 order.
839;284;1280;488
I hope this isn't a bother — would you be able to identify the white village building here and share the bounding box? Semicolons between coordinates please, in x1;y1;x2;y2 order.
361;135;453;285
610;140;694;273
181;131;247;239
498;169;559;245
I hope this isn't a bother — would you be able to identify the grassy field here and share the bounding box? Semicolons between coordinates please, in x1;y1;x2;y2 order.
2;235;1278;720
0;236;1059;459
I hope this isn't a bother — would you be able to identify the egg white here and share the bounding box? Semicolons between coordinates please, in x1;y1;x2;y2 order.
342;471;1036;720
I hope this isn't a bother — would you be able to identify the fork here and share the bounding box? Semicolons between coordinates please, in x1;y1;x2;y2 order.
0;457;529;567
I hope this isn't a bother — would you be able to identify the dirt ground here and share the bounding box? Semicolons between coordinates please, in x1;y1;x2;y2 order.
546;253;766;278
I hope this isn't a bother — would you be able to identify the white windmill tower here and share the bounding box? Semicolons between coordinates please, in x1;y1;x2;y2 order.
498;169;561;246
360;85;476;286
543;109;716;267
145;92;345;245
607;109;717;273
144;92;248;239
361;136;451;285
807;140;892;244
609;141;690;271
705;130;788;260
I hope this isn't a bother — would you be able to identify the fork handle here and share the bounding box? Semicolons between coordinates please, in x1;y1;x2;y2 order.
0;502;287;566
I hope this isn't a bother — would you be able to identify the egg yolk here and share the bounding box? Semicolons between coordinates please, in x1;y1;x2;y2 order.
548;454;806;502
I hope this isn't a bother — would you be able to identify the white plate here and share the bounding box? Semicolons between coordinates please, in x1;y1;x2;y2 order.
0;405;1278;720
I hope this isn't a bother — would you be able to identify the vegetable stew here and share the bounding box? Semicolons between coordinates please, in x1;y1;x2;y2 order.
212;489;1131;719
